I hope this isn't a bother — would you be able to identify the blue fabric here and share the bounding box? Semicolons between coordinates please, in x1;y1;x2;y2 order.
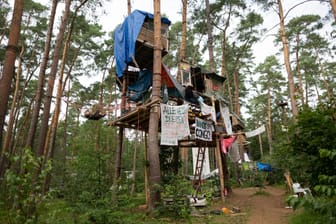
128;69;152;92
128;69;152;102
114;10;171;78
256;162;272;172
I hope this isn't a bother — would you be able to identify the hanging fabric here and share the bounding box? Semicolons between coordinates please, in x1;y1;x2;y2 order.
220;135;236;154
228;141;240;162
219;102;233;135
200;102;216;122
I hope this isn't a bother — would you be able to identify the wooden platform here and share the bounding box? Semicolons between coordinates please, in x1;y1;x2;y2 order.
107;99;160;132
108;99;228;148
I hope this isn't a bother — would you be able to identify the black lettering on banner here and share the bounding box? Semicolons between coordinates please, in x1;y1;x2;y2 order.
195;128;211;141
196;129;202;138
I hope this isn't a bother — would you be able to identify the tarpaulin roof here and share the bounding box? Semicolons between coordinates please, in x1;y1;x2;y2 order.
127;64;183;102
161;63;184;98
114;10;171;78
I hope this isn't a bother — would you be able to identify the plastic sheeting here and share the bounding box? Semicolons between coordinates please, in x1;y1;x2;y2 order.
114;10;171;78
256;162;272;172
128;69;152;102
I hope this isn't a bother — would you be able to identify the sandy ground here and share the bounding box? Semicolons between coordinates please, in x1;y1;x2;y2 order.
195;186;294;224
228;186;293;224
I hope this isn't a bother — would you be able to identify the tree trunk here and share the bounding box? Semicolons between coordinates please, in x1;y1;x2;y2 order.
233;67;240;115
2;43;24;159
147;0;162;211
295;34;304;106
0;0;24;178
221;7;233;111
316;55;334;102
60;80;70;190
128;0;131;14
178;0;188;173
215;138;225;202
267;85;273;154
112;127;124;201
177;0;187;83
112;0;132;200
205;0;215;72
43;0;86;191
258;131;263;157
221;151;231;193
144;133;149;207
0;0;24;156
36;0;71;158
0;46;24;178
277;0;298;118
131;130;138;195
26;0;58;149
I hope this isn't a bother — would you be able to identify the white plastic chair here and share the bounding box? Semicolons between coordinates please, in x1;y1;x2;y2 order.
292;183;312;196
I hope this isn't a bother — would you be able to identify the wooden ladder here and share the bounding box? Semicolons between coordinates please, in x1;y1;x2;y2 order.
192;147;206;198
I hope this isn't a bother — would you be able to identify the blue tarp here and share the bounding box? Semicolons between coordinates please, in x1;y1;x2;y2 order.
114;10;171;78
128;69;152;102
256;162;272;172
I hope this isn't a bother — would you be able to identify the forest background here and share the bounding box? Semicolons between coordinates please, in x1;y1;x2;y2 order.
0;0;335;223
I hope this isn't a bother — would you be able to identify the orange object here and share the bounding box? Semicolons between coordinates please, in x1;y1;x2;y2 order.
222;207;231;214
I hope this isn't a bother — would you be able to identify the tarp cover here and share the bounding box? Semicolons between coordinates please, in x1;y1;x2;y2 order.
114;10;171;78
127;64;184;102
128;69;152;102
256;162;272;172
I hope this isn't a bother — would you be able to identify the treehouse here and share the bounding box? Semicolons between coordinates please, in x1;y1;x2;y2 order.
110;9;247;202
114;9;171;78
182;65;226;97
135;16;170;68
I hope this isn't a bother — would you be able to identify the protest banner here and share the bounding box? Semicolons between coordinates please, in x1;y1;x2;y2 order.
160;104;190;145
195;117;213;141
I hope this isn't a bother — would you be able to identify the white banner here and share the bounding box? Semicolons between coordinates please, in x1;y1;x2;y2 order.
245;125;266;138
160;104;190;145
192;147;210;178
200;102;216;122
220;102;232;135
195;117;213;141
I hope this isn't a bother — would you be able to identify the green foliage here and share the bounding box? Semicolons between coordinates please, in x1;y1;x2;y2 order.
289;209;332;224
271;105;336;186
159;146;181;183
287;148;336;224
159;175;192;220
290;106;336;186
1;148;52;224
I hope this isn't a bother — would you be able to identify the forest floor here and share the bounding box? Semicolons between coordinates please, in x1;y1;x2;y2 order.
191;185;294;224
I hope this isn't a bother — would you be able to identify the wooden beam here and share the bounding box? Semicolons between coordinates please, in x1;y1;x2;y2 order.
215;136;225;202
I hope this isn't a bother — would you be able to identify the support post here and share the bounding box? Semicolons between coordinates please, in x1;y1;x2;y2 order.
215;136;225;202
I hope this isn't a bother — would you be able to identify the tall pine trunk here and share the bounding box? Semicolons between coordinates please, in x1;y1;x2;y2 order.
266;85;273;154
2;44;24;162
220;6;233;111
177;0;187;83
36;0;70;158
26;0;58;149
147;0;162;211
295;34;305;106
112;0;132;201
0;0;24;177
205;0;215;72
277;0;298;118
43;0;87;192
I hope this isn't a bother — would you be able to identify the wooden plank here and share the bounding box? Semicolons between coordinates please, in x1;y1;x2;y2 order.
215;136;225;202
